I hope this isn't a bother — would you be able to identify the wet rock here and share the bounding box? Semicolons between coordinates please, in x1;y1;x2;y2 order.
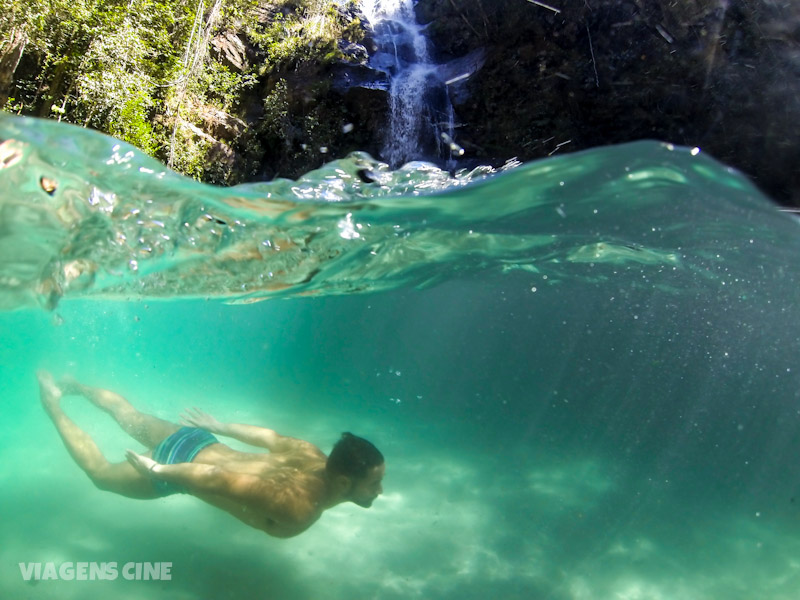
437;48;486;103
210;31;248;73
331;62;389;92
338;41;370;65
197;106;247;143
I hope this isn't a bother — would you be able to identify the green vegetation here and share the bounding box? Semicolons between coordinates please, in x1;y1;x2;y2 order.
0;0;362;182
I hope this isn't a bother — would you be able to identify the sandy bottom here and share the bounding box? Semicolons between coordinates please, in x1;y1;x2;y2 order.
2;377;800;600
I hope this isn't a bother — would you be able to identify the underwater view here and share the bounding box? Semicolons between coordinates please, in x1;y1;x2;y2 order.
2;111;800;600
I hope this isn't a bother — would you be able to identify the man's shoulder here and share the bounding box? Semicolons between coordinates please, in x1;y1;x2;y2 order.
281;438;327;460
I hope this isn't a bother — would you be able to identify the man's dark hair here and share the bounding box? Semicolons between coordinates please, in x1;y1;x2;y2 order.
326;432;384;479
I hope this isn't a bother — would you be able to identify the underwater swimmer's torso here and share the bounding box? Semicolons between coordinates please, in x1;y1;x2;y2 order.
186;441;329;538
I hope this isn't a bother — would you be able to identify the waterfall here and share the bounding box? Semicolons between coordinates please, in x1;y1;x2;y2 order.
360;0;457;167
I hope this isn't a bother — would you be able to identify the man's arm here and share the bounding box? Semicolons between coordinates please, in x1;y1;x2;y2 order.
180;408;299;452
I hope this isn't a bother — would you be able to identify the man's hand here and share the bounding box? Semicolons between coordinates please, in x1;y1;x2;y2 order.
180;407;224;433
126;449;160;477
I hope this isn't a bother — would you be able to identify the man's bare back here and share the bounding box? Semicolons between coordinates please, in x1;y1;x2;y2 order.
38;371;385;539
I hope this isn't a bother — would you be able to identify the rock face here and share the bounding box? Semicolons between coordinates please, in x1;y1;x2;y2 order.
221;3;389;182
241;61;388;182
210;32;249;73
413;0;800;205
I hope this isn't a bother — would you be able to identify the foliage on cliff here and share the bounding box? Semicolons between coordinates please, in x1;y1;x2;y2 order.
0;0;363;182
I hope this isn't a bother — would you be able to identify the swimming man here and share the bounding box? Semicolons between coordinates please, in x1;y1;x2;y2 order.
37;371;385;538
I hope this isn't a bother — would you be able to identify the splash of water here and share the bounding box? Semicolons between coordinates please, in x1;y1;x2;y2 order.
360;0;456;166
1;115;792;312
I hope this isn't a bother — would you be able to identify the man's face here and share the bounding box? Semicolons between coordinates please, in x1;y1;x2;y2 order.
349;463;385;508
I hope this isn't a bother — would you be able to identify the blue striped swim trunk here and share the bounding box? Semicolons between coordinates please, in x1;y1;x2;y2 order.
151;427;219;496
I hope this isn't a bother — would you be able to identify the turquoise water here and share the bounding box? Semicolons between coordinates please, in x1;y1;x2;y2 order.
2;115;800;599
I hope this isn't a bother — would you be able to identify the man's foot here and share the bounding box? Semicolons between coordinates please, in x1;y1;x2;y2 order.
37;370;62;415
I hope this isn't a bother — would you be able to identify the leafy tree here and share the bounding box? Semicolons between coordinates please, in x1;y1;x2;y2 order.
0;0;362;181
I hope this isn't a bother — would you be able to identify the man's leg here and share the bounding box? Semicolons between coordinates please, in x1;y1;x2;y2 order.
38;371;160;499
59;374;179;449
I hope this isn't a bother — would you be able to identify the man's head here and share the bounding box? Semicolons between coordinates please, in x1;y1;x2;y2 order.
326;432;385;508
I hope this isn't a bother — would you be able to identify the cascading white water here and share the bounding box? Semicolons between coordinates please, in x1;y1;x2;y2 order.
360;0;456;166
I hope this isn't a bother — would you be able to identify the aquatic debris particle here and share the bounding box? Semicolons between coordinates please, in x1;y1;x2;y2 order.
445;73;470;85
527;0;561;14
586;23;599;88
548;140;572;156
0;139;23;168
342;123;354;134
440;132;465;156
40;176;57;195
655;23;674;44
62;259;97;291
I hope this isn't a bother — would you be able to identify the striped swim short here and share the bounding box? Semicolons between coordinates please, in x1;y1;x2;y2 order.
151;427;219;496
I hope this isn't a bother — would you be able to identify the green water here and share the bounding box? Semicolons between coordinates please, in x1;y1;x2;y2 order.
2;115;800;599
